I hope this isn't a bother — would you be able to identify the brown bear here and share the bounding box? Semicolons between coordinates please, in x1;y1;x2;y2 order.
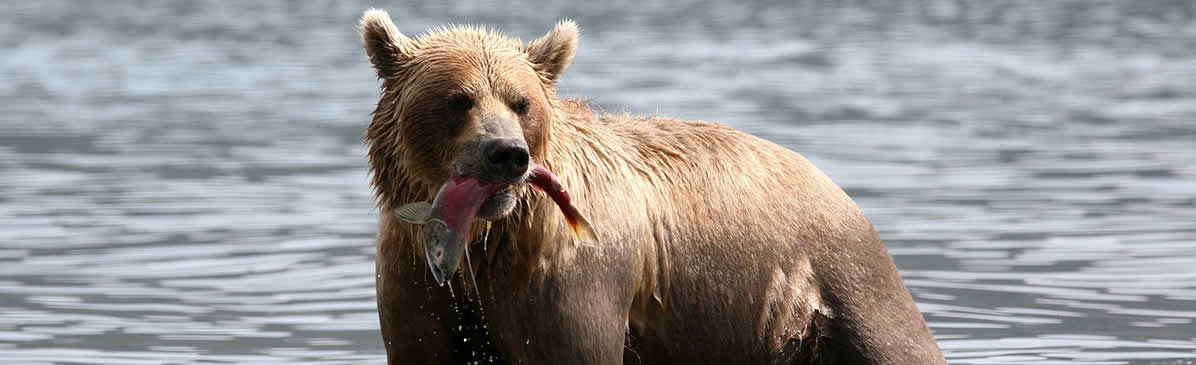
359;9;946;365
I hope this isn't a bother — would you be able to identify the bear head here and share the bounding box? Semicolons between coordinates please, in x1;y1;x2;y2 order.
360;9;578;220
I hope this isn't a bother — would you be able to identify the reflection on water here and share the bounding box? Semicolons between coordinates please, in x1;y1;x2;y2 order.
2;1;1195;363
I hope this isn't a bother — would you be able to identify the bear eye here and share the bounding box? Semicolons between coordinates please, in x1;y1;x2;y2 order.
446;94;474;112
510;98;530;116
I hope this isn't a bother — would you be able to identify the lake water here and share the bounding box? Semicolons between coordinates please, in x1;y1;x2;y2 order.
2;1;1195;364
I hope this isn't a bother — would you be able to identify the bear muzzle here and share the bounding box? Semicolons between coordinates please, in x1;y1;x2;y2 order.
453;115;533;187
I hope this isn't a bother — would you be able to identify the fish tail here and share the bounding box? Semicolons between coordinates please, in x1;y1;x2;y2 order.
568;215;598;246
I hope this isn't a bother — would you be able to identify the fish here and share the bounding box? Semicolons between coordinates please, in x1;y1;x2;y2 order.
526;165;598;244
394;164;597;285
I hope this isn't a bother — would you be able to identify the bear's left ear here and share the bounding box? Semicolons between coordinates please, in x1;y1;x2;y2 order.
526;20;578;84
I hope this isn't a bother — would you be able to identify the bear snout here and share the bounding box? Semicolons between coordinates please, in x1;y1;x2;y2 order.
452;136;532;186
454;113;533;185
482;138;530;181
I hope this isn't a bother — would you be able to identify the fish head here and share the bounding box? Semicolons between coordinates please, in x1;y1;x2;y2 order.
421;218;464;286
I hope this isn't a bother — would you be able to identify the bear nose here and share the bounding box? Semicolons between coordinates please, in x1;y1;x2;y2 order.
483;138;530;179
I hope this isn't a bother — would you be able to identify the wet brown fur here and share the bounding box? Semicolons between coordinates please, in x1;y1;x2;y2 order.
360;9;945;365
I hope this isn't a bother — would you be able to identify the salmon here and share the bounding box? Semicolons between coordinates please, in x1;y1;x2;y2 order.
395;164;596;285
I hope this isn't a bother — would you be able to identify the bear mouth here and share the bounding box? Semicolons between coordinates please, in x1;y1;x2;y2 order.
476;186;517;220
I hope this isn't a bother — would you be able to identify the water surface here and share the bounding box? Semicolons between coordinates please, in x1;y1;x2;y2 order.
2;1;1195;364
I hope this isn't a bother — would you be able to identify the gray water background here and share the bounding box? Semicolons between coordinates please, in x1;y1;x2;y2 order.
2;1;1195;364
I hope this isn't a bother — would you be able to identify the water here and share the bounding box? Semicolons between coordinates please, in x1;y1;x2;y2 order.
2;1;1194;363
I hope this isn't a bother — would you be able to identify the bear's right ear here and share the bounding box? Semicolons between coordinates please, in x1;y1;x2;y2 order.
360;9;415;80
526;20;579;84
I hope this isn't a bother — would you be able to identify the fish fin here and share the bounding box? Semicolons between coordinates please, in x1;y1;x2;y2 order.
568;214;599;246
394;202;432;225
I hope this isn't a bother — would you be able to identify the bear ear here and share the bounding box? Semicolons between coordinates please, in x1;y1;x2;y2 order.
360;9;415;80
526;20;578;83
